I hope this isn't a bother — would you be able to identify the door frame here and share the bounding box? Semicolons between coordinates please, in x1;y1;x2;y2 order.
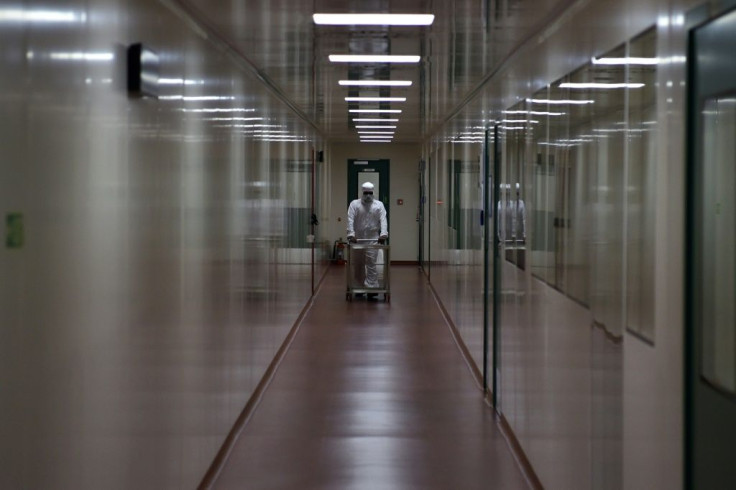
483;126;502;406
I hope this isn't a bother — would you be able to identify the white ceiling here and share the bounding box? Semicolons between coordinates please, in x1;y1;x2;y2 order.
177;0;562;143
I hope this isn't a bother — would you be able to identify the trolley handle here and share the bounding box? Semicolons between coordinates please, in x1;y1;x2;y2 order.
350;238;388;244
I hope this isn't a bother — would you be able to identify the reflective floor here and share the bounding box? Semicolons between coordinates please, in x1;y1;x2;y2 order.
214;266;530;489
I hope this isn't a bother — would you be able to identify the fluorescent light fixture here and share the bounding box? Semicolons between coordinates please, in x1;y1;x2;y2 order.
240;130;290;134
204;117;263;121
215;124;283;128
591;57;659;65
257;136;306;139
527;98;594;105
183;96;235;101
182;108;256;113
355;125;397;129
329;55;420;63
559;82;645;89
504;110;566;116
161;95;235;101
358;131;395;135
261;139;310;143
339;80;412;86
361;140;392;143
0;9;85;23
48;51;113;62
353;118;399;122
346;97;406;102
158;78;205;85
592;128;649;133
84;78;113;85
658;14;685;27
314;13;434;26
501;119;539;124
349;109;402;113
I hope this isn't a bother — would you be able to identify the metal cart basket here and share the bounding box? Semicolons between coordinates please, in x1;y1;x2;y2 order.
345;239;390;302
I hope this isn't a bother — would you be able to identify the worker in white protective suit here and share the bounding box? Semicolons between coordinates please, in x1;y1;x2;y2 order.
347;182;388;293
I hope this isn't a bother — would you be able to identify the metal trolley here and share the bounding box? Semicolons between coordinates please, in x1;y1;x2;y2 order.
345;239;390;302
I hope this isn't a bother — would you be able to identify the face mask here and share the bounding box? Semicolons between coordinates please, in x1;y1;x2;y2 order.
362;191;373;203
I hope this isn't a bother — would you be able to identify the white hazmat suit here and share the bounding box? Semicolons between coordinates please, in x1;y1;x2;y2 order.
347;182;388;289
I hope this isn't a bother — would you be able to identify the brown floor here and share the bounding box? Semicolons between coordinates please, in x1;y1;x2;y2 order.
213;265;531;490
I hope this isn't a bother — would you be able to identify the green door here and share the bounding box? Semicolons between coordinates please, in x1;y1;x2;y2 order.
687;7;736;488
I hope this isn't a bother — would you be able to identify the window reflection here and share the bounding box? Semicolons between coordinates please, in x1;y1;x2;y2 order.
700;96;736;394
626;27;658;343
501;102;528;269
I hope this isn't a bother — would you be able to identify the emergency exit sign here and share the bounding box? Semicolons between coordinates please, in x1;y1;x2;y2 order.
6;213;24;249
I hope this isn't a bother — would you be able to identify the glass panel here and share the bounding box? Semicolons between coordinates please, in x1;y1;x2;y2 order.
530;86;556;283
547;79;570;290
701;96;736;394
458;159;482;249
563;88;591;305
626;27;658;342
502;101;528;269
571;44;626;490
586;44;627;337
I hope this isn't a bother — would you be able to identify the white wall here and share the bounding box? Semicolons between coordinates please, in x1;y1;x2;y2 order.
327;143;421;262
0;1;321;488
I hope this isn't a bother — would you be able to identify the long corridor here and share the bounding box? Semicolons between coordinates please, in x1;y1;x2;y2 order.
211;265;531;489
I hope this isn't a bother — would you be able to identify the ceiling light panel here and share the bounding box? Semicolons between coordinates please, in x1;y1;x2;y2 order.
527;98;595;105
353;118;399;122
339;80;412;87
314;14;434;26
559;82;645;89
329;55;420;63
345;97;406;102
349;109;402;113
591;57;659;65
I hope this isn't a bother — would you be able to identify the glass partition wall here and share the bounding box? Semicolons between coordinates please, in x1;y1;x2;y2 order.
426;25;661;490
429;124;486;371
